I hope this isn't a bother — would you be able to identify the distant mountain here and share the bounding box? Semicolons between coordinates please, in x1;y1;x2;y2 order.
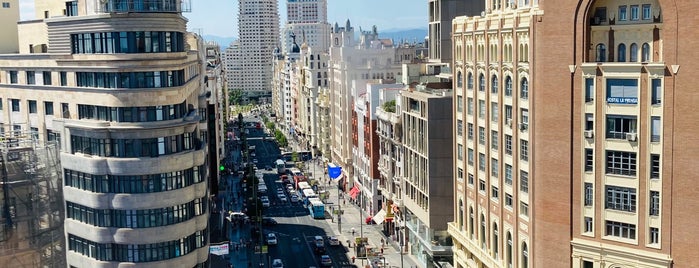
203;35;237;47
380;28;428;44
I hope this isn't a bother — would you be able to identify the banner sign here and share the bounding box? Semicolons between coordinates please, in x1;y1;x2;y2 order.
328;163;342;180
210;243;229;255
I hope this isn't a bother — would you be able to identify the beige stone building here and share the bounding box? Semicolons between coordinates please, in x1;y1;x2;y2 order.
0;0;211;267
0;0;19;53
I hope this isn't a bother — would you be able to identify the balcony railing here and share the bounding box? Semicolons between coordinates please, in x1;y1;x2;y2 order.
96;0;191;13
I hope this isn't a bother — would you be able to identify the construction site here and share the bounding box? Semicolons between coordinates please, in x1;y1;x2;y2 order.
0;129;65;268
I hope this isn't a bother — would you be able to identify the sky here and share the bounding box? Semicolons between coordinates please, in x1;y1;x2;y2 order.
18;0;427;37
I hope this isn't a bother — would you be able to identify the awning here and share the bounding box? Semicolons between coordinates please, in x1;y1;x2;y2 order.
349;185;360;199
373;209;386;224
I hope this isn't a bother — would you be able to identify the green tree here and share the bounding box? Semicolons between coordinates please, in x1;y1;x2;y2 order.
291;151;299;162
229;89;243;105
382;100;396;113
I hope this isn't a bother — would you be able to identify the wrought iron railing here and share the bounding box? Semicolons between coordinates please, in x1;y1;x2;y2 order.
96;0;191;13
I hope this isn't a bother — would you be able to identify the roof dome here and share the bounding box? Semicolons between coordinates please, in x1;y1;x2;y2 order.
291;43;300;53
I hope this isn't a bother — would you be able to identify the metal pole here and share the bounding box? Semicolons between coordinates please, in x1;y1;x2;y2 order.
337;176;342;233
360;187;364;266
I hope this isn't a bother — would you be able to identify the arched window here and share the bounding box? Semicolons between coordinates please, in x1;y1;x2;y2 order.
467;73;474;89
459;200;464;230
334;38;339;46
596;43;606;62
457;71;463;88
505;76;513;96
629;43;638;62
493;223;499;259
480;214;486;249
491;75;499;94
469;207;474;239
618;43;626;62
520;78;529;99
522;242;529;268
642;43;651;62
507;232;513;268
479;74;486;92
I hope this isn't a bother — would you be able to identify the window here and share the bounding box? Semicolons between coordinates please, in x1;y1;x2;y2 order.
584;217;593;233
457;119;463;136
493;224;499;258
505;164;513;185
505;135;512;155
617;43;626;62
585;149;594;172
491;158;499;178
521;242;529;268
520;139;528;161
468;173;474;185
479;100;485;119
468;148;474;166
492;186;499;199
9;71;17;84
505;105;513;124
66;1;78;16
28;100;37;114
520;108;529;129
45;102;54;115
457;144;464;161
606;151;637;176
584;183;593;206
2;2;9;8
594;7;607;23
520;171;529;193
467;97;473;115
606;79;638;104
506;232;513;267
641;43;650;62
649;191;660;216
606;115;637;139
11;99;19;112
469;208;474;238
491;102;499;122
651;79;662;104
479;74;485;92
479;153;486;171
596;44;606;62
642;4;652;20
457;96;463;112
467;73;473;89
505;76;513;96
585;78;594;102
630;5;639;20
491;130;499;150
649;227;659;244
505;194;513;208
619;5;628;21
520;202;529;217
27;71;35;85
456;72;463;88
650;116;661;142
520;78;529;99
60;72;67;86
491;75;498;94
43;71;52;85
468;123;474;140
480;215;487;249
605;186;637;212
650;154;660;179
585;113;594;131
457;168;464;181
606;220;636;239
629;43;638;62
479;127;486;145
0;98;2;110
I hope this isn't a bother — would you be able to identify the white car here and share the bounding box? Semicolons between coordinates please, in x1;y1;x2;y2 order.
261;199;270;207
327;236;340;246
278;194;288;202
290;194;300;203
267;233;278;245
272;259;283;268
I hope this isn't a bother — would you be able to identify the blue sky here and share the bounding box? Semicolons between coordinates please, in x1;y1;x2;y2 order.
18;0;426;37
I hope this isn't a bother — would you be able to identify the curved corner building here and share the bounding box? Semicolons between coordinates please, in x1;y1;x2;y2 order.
0;0;210;267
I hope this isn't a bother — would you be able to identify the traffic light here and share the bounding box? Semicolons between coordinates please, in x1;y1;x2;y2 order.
220;165;225;171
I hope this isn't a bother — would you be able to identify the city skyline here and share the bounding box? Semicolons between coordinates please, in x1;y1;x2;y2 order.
17;0;427;37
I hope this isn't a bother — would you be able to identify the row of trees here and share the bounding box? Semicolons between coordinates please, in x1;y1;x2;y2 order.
261;115;288;148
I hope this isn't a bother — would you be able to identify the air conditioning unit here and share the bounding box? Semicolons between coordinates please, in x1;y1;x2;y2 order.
519;123;528;131
626;133;637;142
584;130;594;139
506;118;512;127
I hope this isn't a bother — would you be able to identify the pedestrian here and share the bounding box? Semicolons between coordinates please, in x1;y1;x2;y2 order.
380;247;384;255
351;228;356;236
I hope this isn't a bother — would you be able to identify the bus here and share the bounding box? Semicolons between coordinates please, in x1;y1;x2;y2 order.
308;198;325;219
297;181;311;191
281;151;313;161
289;167;303;177
275;159;286;174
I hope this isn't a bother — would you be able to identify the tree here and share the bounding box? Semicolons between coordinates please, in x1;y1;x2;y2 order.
291;151;299;162
229;89;243;105
382;100;396;113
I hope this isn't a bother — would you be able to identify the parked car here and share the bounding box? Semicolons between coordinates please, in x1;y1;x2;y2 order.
320;255;332;266
272;259;283;268
278;194;288;202
267;233;278;245
290;194;300;203
327;236;340;246
262;217;278;226
261;199;270;208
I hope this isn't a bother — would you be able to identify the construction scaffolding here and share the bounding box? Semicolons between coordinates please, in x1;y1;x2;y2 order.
0;129;65;268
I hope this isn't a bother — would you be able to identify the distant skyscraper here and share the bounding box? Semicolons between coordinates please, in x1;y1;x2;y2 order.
234;0;280;100
286;0;327;23
281;0;330;54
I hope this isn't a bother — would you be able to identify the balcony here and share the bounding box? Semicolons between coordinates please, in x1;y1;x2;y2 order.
96;0;192;13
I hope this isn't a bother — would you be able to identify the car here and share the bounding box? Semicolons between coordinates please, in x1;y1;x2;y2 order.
320;255;332;266
277;188;285;194
267;233;278;245
265;165;273;171
327;236;340;246
262;217;278;226
261;199;270;208
272;259;283;268
286;184;294;192
253;159;258;164
251;152;256;157
314;236;324;244
278;195;288;202
290;194;300;203
313;243;325;254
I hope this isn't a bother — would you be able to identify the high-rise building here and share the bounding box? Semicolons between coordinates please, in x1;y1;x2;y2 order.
282;0;330;54
0;0;19;53
234;0;280;100
427;0;484;63
286;0;327;23
0;0;211;267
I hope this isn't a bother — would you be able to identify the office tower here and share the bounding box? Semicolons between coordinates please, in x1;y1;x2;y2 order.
0;0;19;53
286;0;326;23
0;0;211;267
427;0;484;63
281;0;330;55
234;0;280;101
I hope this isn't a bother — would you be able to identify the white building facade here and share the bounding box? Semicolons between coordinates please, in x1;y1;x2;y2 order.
234;0;279;99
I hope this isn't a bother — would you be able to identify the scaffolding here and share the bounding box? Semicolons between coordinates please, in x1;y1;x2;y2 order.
0;129;65;268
